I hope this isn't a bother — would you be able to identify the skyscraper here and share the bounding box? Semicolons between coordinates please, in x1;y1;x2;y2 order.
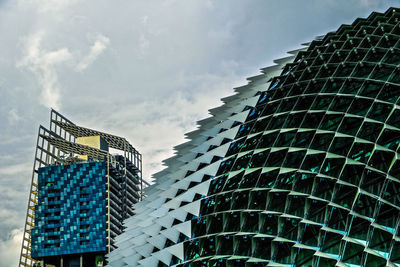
108;7;400;266
19;110;144;267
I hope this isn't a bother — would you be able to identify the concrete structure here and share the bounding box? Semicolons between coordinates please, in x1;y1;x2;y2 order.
107;7;400;266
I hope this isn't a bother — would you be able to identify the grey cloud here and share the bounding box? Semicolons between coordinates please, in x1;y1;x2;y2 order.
0;0;398;265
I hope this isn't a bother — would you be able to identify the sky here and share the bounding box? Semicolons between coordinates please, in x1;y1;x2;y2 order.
0;0;398;266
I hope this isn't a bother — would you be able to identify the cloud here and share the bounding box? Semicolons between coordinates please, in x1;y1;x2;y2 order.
0;228;23;267
75;34;110;72
8;108;22;124
0;162;31;175
0;0;398;263
17;31;72;110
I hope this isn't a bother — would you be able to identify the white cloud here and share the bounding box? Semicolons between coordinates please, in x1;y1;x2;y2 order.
75;34;110;72
22;0;78;13
8;108;22;124
17;31;72;110
0;162;31;175
0;0;398;262
0;228;23;267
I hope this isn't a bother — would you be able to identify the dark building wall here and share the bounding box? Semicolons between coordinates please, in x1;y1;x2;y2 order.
31;162;106;258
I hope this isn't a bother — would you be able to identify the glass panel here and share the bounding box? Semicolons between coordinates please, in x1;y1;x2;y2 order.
333;184;357;209
248;189;268;210
307;199;328;224
369;228;392;254
274;242;292;264
301;112;325;129
231;190;250;210
214;193;232;213
328;137;354;157
353;194;377;218
387;108;400;129
257;131;279;149
223;171;244;191
223;212;240;233
216;235;233;255
232;153;253;171
340;164;364;186
377;84;400;103
256;169;278;189
275;130;297;147
284;112;306;128
358;80;383;98
377;128;400;150
260;213;279;235
326;206;349;231
352;63;374;78
313;176;336;201
357;121;383;142
310;133;334;151
294;95;315;111
286;195;306;218
236;121;255;139
291;130;315;148
311;95;334;110
239;169;261;189
370;65;395;81
338;116;363;136
328;96;353;112
293;172;315;194
320;114;344;132
367;102;393;123
252;237;272;260
267;114;289;130
300;223;321;247
375;202;399;230
241;134;262;152
360;168;386;196
348;216;370;241
282;150;307;169
206;213;223;234
348;142;373;163
233;235;252;256
301;153;325;173
348;97;374;116
241;212;259;233
275;171;296;190
199;236;215;256
342;241;364;264
382;178;400;206
321;157;345;178
265;149;288;168
251;116;271;134
320;231;342;254
322;78;345;93
267;192;288;213
279;217;300;241
368;149;395;172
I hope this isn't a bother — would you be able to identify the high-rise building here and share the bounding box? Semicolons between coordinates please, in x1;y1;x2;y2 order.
107;7;400;266
19;110;144;267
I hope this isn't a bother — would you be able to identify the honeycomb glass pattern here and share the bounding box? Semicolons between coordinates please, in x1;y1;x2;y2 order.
180;8;400;266
31;162;106;257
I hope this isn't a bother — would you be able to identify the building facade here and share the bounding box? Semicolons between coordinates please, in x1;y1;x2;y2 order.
19;110;143;267
107;8;400;266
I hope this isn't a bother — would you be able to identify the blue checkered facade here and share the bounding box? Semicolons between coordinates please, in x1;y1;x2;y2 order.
31;162;106;257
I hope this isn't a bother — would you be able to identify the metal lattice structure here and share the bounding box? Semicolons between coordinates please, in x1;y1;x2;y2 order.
108;7;400;267
19;109;144;267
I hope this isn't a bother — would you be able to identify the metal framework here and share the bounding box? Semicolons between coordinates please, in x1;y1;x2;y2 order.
19;109;143;267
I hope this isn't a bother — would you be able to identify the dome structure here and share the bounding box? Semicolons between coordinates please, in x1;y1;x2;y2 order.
108;7;400;266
